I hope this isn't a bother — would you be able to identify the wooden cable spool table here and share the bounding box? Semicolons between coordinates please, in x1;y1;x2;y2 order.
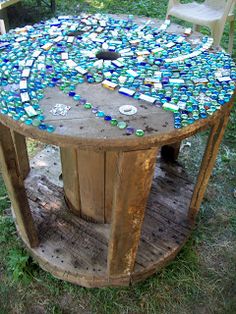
0;15;235;287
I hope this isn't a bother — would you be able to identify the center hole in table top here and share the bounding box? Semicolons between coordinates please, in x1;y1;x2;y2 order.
96;49;121;61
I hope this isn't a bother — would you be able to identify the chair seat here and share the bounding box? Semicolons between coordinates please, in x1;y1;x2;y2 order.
169;2;225;27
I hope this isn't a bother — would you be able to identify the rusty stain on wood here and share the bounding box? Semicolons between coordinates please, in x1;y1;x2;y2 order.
107;148;158;279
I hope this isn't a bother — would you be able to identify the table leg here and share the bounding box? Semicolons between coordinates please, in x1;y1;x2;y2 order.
193;25;200;32
0;123;38;248
11;131;30;179
189;105;233;222
0;8;9;32
107;147;158;280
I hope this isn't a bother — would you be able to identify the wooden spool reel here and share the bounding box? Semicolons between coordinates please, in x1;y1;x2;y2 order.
0;16;235;287
0;92;234;287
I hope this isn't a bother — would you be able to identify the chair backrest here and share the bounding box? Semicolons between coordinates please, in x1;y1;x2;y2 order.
167;0;235;19
205;0;235;13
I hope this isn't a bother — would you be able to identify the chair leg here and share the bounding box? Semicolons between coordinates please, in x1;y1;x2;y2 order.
193;24;200;32
0;8;9;32
228;19;234;55
0;19;6;34
211;23;225;48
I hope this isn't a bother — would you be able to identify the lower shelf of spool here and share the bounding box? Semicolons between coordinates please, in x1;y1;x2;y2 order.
19;149;194;288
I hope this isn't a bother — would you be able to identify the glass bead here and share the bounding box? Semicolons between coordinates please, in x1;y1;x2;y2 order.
110;119;118;126
25;119;32;125
47;125;56;132
135;129;145;137
84;103;92;109
73;94;81;101
96;111;105;117
39;123;47;130
126;127;135;135
117;121;127;129
0;15;234;137
32;119;41;127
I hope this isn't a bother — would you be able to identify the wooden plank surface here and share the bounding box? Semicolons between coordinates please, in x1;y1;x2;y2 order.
21;150;193;287
107;147;158;279
0;123;38;248
77;149;105;223
105;151;119;223
60;147;81;216
61;148;118;223
11;131;30;179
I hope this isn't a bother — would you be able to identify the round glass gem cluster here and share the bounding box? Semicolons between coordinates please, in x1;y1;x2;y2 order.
0;13;235;136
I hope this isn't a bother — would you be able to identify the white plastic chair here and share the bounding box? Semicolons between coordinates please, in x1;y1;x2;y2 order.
166;0;235;54
0;19;6;34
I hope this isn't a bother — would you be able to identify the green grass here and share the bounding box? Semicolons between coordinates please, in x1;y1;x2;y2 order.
1;0;236;313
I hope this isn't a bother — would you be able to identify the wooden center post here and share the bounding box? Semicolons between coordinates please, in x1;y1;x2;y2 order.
60;147;158;225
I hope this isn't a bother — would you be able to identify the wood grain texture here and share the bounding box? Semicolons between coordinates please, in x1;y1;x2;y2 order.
0;123;38;248
0;97;233;151
60;146;81;216
77;150;105;223
11;131;30;179
105;151;119;223
60;148;118;223
107;148;158;279
20;156;193;287
189;101;234;221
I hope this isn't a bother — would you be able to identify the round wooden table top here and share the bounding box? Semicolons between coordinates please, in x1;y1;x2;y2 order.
0;14;235;150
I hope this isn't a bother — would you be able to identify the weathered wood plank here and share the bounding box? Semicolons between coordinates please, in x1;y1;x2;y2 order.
0;123;38;248
60;148;118;223
107;147;158;279
77;149;105;223
19;148;194;287
189;103;233;221
11;131;30;179
105;151;119;223
60;147;81;216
